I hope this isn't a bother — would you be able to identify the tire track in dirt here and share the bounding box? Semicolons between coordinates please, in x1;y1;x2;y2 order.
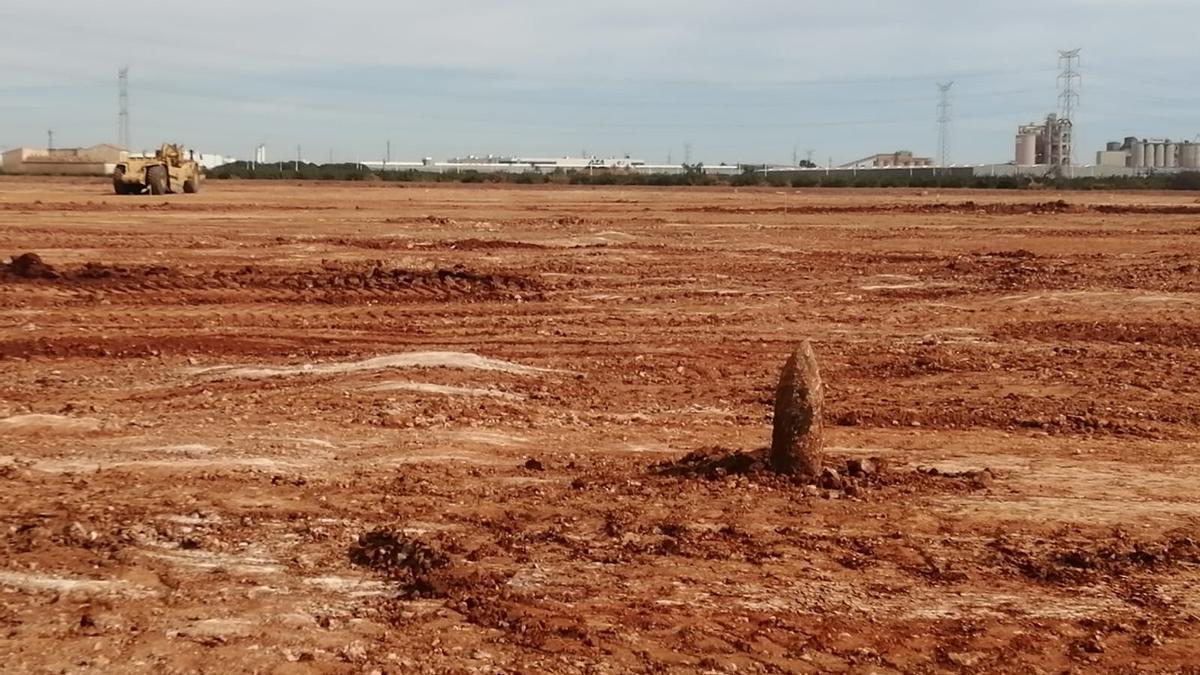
677;200;1200;216
995;320;1200;348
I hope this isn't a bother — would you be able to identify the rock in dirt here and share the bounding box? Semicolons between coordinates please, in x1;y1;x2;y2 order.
770;341;825;477
968;468;995;488
947;651;985;667
846;458;882;478
4;253;58;279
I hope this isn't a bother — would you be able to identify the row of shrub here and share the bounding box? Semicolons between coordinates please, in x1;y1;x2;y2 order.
205;161;1200;191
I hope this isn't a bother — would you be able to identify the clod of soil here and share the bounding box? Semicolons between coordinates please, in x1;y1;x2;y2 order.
652;447;770;479
348;529;449;581
3;252;58;279
347;529;512;601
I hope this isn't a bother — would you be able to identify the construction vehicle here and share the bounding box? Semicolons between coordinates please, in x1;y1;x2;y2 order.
112;143;202;195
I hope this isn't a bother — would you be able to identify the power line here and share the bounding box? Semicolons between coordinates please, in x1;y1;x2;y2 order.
937;81;953;167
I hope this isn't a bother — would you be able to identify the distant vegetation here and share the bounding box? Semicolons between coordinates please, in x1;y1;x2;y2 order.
205;161;1200;191
206;161;726;186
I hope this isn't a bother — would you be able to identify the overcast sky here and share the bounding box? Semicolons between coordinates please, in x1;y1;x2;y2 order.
2;1;1197;165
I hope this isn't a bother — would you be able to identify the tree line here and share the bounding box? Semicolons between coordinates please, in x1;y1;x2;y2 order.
204;161;1200;191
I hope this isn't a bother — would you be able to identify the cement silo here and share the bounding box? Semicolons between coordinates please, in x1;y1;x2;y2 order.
1181;143;1200;169
1166;142;1178;168
1016;132;1038;165
1153;143;1166;168
1130;139;1144;168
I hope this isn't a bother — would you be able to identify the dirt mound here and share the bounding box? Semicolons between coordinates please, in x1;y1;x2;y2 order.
992;531;1200;585
1;255;177;283
413;239;549;251
3;253;58;279
653;447;771;479
248;264;542;302
653;448;896;491
677;200;1084;215
936;252;1200;293
2;257;542;303
1093;204;1200;215
678;200;1200;216
652;448;996;499
322;237;548;251
73;262;178;280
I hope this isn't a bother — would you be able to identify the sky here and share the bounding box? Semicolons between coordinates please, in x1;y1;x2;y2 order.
2;0;1198;165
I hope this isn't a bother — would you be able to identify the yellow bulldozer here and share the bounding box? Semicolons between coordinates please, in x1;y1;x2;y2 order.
113;143;202;195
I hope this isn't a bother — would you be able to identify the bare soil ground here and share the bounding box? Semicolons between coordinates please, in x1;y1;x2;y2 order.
1;176;1199;673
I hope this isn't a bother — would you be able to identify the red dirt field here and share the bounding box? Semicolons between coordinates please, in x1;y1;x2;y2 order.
1;176;1199;673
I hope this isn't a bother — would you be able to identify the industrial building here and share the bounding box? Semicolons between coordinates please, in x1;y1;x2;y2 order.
1095;136;1200;169
839;151;933;169
2;145;236;175
361;155;742;176
1014;114;1072;167
445;155;648;171
1;144;127;175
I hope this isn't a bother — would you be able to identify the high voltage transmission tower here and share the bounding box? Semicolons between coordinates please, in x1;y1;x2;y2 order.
1057;48;1081;169
118;67;130;149
936;81;953;168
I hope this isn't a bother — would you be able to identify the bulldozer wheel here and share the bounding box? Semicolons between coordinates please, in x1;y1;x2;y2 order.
147;165;168;195
112;167;128;195
183;178;198;194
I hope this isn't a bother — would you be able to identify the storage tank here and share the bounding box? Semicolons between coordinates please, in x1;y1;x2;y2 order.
1015;132;1038;165
1153;143;1166;168
1130;140;1144;168
1166;142;1178;168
